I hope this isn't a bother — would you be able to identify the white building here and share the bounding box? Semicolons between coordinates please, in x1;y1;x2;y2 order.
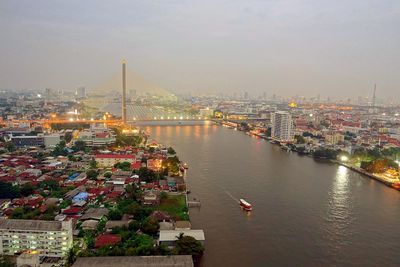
0;219;73;257
158;229;205;248
271;111;294;142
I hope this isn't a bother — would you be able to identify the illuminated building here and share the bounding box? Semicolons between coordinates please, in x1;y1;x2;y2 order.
271;111;294;142
94;154;136;168
0;219;73;257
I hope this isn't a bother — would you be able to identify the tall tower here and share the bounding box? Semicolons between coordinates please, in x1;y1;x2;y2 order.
122;60;127;124
372;84;376;108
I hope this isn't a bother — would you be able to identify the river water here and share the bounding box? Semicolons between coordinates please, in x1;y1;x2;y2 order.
144;124;400;267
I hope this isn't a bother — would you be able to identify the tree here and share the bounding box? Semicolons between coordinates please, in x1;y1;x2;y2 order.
294;135;306;144
104;172;112;179
313;148;339;160
167;147;176;155
20;183;35;197
0;257;14;267
86;169;99;180
5;142;16;152
72;140;86;152
365;158;398;174
90;159;98;169
108;209;123;220
52;141;67;157
0;181;20;199
114;161;132;171
173;233;204;260
138;167;158;182
141;217;159;235
67;247;78;265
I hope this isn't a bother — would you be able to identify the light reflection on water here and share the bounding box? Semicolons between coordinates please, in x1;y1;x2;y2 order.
144;125;400;267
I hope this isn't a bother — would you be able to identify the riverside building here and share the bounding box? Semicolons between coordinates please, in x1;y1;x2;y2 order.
0;219;73;257
271;111;294;142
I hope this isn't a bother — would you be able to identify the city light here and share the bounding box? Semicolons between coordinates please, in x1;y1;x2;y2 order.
340;155;349;162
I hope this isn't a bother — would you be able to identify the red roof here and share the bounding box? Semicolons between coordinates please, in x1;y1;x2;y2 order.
95;154;136;159
95;132;109;138
62;207;82;214
95;234;121;248
131;161;141;170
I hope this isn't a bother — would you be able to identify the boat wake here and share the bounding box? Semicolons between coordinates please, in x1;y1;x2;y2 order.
219;186;239;203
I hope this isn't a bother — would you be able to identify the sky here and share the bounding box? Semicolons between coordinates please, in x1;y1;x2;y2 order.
0;0;399;100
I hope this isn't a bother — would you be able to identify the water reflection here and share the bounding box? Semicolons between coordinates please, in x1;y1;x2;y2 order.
325;166;353;254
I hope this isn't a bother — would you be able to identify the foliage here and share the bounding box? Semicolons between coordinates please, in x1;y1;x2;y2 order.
167;147;176;155
294;135;306;144
362;158;398;174
138;167;162;182
90;159;98;169
162;156;180;174
313;148;339;160
108;209;123;220
173;233;204;260
86;169;99;180
11;207;40;220
5;142;16;152
141;217;159;235
20;183;35;197
39;180;60;191
0;257;14;267
72;140;86;152
113;128;143;147
103;172;112;178
114;161;132;171
0;181;21;199
52;141;67;157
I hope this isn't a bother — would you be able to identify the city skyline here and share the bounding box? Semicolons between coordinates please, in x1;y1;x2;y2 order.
0;0;399;100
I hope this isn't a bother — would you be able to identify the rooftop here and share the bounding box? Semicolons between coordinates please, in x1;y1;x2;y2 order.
159;230;205;242
72;256;194;267
0;218;63;231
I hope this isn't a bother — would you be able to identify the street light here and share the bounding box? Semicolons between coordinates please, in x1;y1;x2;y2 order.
340;155;349;162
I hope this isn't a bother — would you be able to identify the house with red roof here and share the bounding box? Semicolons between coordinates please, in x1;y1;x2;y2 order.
94;234;121;248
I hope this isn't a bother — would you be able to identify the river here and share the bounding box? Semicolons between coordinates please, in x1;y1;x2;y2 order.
144;124;400;267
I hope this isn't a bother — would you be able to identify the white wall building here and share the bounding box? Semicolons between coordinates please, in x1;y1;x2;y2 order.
271;111;294;142
0;219;73;258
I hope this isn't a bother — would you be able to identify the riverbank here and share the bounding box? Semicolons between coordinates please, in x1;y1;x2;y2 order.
214;120;400;191
145;124;400;267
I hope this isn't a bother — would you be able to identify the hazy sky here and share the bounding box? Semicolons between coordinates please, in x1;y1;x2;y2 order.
0;0;399;99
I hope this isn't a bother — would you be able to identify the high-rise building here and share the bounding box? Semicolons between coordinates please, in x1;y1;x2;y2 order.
122;60;127;124
271;111;294;142
76;87;86;98
0;219;73;257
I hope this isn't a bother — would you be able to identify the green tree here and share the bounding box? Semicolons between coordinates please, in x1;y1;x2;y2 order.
167;147;176;155
114;161;132;171
72;140;86;152
294;135;306;144
141;217;159;235
0;257;14;267
86;169;99;180
5;142;16;152
90;159;98;169
108;209;123;220
173;233;204;260
20;183;35;197
104;172;112;179
0;181;20;199
52;141;67;157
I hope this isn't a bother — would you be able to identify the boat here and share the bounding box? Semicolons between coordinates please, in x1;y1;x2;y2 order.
391;183;400;190
239;199;252;211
